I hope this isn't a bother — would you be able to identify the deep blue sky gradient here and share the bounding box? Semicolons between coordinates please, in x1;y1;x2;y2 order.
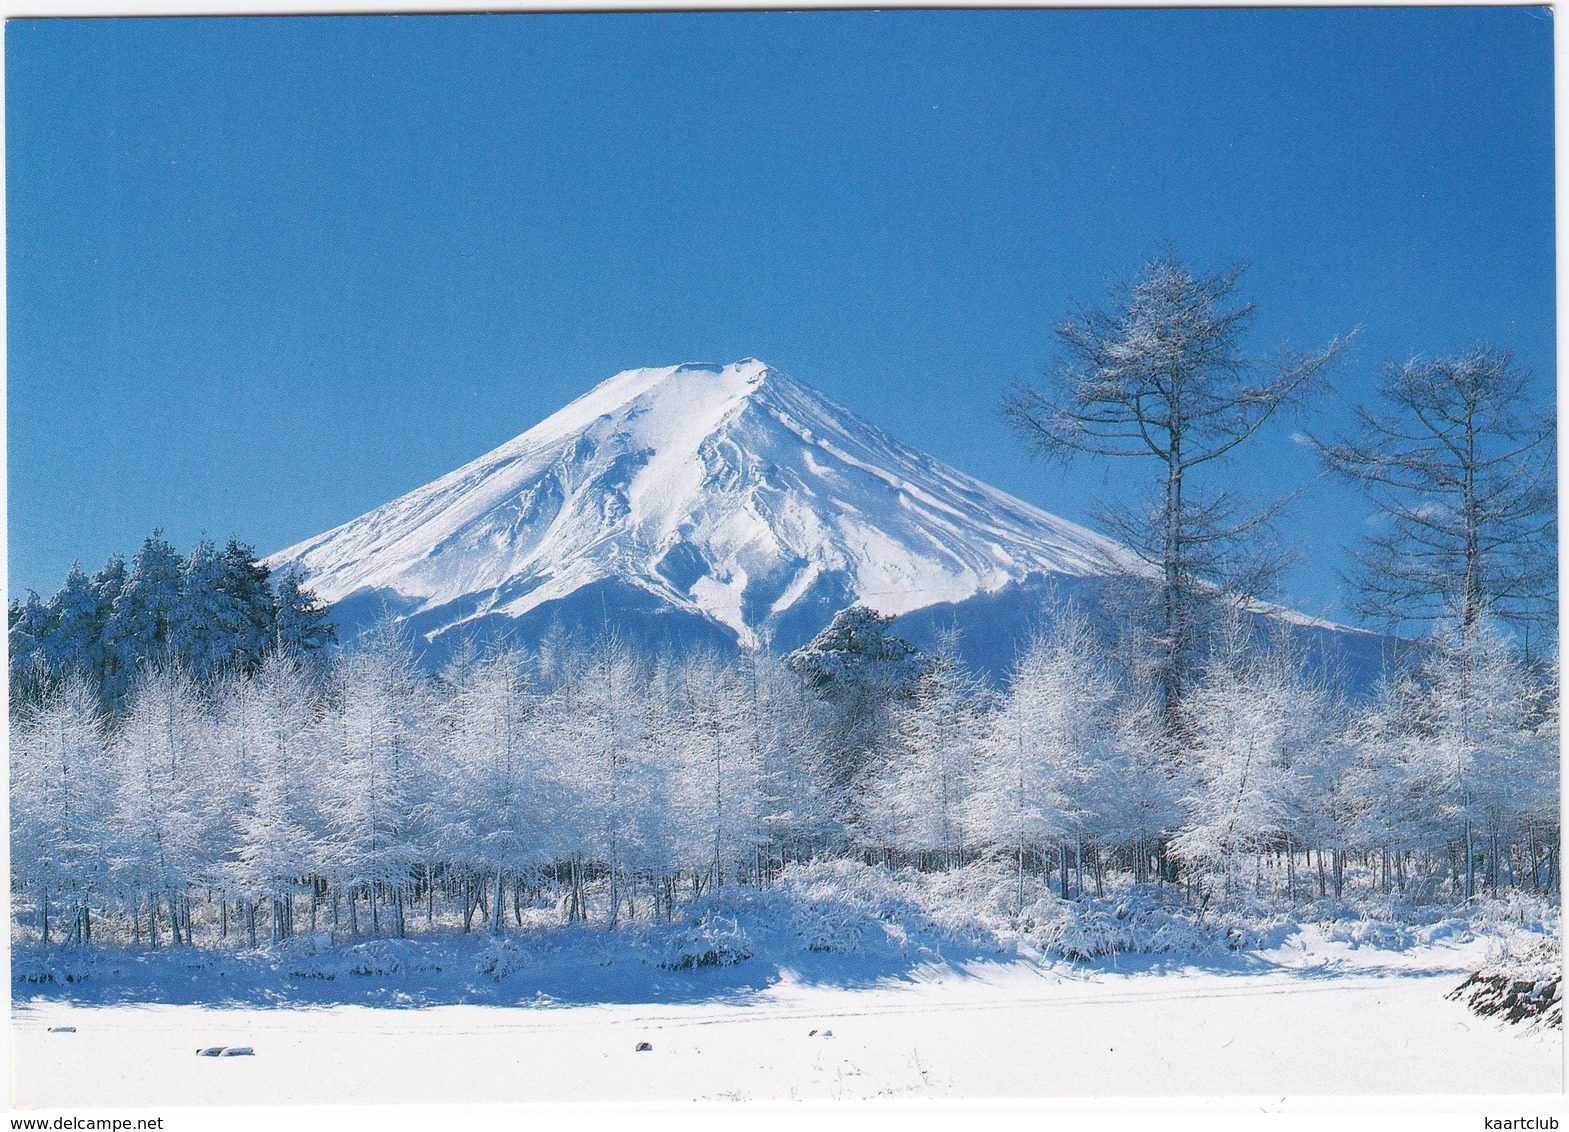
7;9;1556;624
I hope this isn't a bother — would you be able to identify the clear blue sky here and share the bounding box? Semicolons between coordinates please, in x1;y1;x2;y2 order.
7;8;1556;625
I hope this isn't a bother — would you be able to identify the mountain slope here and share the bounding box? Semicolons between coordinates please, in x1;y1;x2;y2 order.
267;359;1140;657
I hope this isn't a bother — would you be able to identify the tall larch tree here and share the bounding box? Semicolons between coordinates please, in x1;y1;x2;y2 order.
1003;256;1349;752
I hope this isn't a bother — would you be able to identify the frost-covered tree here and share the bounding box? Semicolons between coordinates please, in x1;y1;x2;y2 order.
12;676;113;945
543;635;659;925
1338;611;1553;900
968;609;1124;901
1339;666;1450;897
215;655;325;943
1405;614;1547;899
864;632;985;867
1519;655;1560;891
1003;256;1348;745
1277;695;1355;900
1173;614;1338;901
1095;624;1184;883
751;654;838;866
666;651;765;890
323;625;435;937
437;646;555;934
108;668;210;946
1313;348;1556;646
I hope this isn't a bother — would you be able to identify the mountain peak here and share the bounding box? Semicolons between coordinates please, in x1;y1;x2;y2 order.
509;359;776;457
267;360;1129;656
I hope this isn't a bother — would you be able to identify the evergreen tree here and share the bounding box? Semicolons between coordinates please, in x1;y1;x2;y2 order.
43;564;101;678
787;605;923;824
11;557;128;709
102;533;184;704
167;540;227;680
169;538;275;681
86;556;128;705
219;538;278;667
273;566;337;655
9;589;58;709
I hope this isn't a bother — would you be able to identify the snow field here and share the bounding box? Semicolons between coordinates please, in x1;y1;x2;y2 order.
12;950;1560;1108
12;866;1561;1107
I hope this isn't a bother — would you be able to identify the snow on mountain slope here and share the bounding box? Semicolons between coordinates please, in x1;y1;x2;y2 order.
266;359;1140;653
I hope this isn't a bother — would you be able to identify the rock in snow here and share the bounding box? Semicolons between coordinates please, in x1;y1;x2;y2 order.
266;360;1135;661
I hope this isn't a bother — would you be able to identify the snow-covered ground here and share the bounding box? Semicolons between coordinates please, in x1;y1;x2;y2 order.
13;865;1560;1105
12;925;1559;1106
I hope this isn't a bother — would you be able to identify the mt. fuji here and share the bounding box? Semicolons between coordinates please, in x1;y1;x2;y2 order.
267;359;1142;662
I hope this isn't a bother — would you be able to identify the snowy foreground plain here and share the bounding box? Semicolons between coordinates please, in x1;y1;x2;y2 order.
11;867;1562;1106
12;952;1562;1107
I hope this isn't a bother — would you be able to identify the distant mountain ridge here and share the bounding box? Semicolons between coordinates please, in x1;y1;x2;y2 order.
266;359;1384;681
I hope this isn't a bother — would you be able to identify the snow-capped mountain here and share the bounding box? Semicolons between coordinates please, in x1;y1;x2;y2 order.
266;359;1143;660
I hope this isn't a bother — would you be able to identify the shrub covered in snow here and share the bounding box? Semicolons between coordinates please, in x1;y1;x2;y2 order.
474;937;535;981
1300;891;1559;954
343;940;406;976
655;914;751;970
772;859;933;955
868;859;1290;960
1449;936;1562;1029
722;859;1287;962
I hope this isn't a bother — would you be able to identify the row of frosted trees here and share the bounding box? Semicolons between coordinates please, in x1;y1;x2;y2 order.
862;606;1555;909
11;601;1557;949
12;628;836;947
